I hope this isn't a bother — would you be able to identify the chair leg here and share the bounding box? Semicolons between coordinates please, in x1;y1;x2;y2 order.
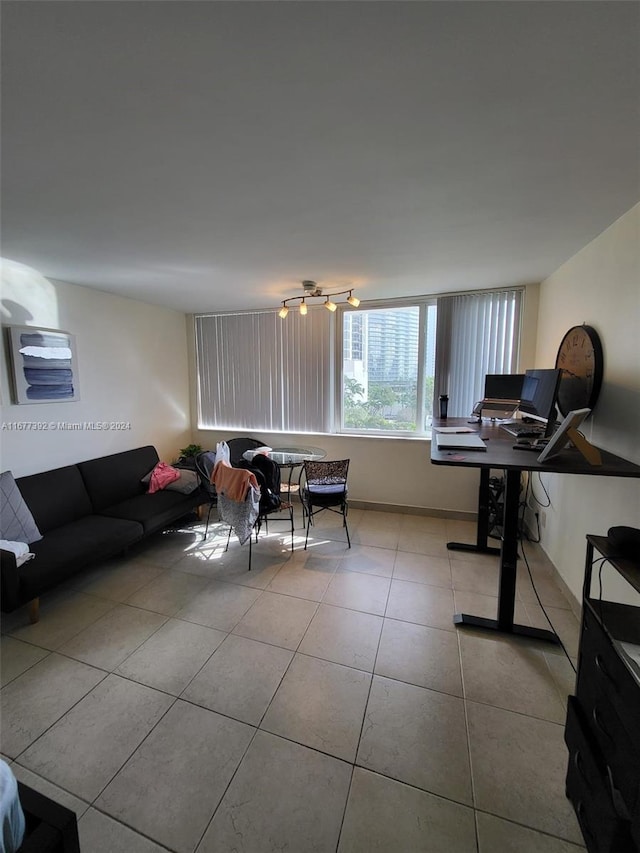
341;500;351;547
225;525;232;552
343;504;351;548
203;502;214;540
304;506;312;550
289;504;294;552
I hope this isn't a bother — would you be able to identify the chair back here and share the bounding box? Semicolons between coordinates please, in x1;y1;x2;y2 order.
226;437;267;466
303;459;349;489
195;451;217;498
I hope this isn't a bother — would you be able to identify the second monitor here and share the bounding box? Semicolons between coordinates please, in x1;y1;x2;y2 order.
517;368;562;436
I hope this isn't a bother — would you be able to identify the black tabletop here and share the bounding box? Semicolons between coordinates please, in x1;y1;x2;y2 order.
430;418;640;479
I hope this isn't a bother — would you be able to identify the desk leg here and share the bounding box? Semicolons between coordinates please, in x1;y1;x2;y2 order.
447;468;500;556
453;468;559;644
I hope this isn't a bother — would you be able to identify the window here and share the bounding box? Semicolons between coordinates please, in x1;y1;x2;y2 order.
341;302;437;434
194;288;522;436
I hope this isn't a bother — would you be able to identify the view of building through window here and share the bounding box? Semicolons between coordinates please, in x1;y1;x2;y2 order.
342;303;437;433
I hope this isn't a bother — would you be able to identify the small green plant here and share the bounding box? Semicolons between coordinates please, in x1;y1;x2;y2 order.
179;443;202;459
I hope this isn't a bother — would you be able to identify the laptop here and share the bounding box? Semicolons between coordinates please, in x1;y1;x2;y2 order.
435;433;487;451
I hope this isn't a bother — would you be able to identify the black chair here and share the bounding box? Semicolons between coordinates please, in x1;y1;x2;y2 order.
226;438;267;467
301;459;350;550
194;450;217;539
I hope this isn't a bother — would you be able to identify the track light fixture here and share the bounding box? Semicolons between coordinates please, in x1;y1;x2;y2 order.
277;282;360;319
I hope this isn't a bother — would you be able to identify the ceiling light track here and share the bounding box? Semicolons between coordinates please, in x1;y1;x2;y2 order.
278;281;360;318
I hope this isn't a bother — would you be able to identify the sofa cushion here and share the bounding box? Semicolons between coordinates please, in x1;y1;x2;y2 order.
20;515;143;601
100;488;206;535
0;471;42;544
15;466;93;535
78;446;159;512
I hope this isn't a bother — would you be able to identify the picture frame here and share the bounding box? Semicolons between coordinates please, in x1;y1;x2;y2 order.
6;325;80;404
537;407;592;463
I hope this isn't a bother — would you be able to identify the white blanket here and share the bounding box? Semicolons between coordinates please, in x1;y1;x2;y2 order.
0;540;35;567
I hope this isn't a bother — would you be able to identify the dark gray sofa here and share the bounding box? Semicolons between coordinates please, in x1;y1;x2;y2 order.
1;446;208;621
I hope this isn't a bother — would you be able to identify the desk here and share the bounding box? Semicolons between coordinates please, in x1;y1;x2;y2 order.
431;418;640;643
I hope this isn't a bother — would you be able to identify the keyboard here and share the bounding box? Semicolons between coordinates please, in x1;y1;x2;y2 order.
500;422;546;438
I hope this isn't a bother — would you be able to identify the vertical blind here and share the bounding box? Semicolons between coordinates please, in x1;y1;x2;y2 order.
195;308;332;432
434;289;523;417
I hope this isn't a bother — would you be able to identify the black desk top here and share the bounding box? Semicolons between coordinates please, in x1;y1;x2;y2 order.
430;418;640;479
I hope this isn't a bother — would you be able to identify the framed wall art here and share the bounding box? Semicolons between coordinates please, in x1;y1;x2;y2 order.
6;325;80;404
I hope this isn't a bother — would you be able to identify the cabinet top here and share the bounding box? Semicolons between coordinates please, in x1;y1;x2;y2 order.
587;534;640;595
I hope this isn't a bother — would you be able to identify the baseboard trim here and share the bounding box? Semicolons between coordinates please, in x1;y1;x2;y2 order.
348;500;476;523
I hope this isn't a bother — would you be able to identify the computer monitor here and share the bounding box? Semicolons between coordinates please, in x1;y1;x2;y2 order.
518;368;562;436
484;374;525;402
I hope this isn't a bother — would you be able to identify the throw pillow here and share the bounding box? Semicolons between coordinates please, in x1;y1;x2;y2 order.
165;470;200;494
0;471;43;544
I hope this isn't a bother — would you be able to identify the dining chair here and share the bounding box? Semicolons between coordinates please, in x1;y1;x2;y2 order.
301;459;350;550
226;437;268;466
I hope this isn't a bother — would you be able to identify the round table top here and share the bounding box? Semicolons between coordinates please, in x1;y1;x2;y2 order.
243;446;326;465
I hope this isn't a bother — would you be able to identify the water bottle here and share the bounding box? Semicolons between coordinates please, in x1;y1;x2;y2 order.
439;394;449;419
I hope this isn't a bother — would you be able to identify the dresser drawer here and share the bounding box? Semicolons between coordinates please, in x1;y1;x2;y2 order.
576;678;640;818
581;605;640;745
565;697;636;852
633;809;640;851
567;763;636;853
565;696;609;799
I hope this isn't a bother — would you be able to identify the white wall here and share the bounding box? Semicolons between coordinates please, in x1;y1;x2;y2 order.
1;262;192;476
534;203;640;604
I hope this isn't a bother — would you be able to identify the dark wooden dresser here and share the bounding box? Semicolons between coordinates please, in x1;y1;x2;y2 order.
565;534;640;852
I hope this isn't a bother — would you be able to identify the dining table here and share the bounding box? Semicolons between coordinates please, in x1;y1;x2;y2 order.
243;445;327;506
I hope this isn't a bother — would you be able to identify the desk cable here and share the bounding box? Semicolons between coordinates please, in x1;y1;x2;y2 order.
518;539;577;674
595;556;617;629
518;472;551;544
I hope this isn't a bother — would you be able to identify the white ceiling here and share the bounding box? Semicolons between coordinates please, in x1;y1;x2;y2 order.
2;1;638;314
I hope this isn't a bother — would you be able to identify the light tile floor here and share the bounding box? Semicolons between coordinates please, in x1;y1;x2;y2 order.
1;506;585;852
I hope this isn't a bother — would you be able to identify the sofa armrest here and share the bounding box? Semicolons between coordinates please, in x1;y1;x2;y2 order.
17;781;80;853
1;548;20;612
